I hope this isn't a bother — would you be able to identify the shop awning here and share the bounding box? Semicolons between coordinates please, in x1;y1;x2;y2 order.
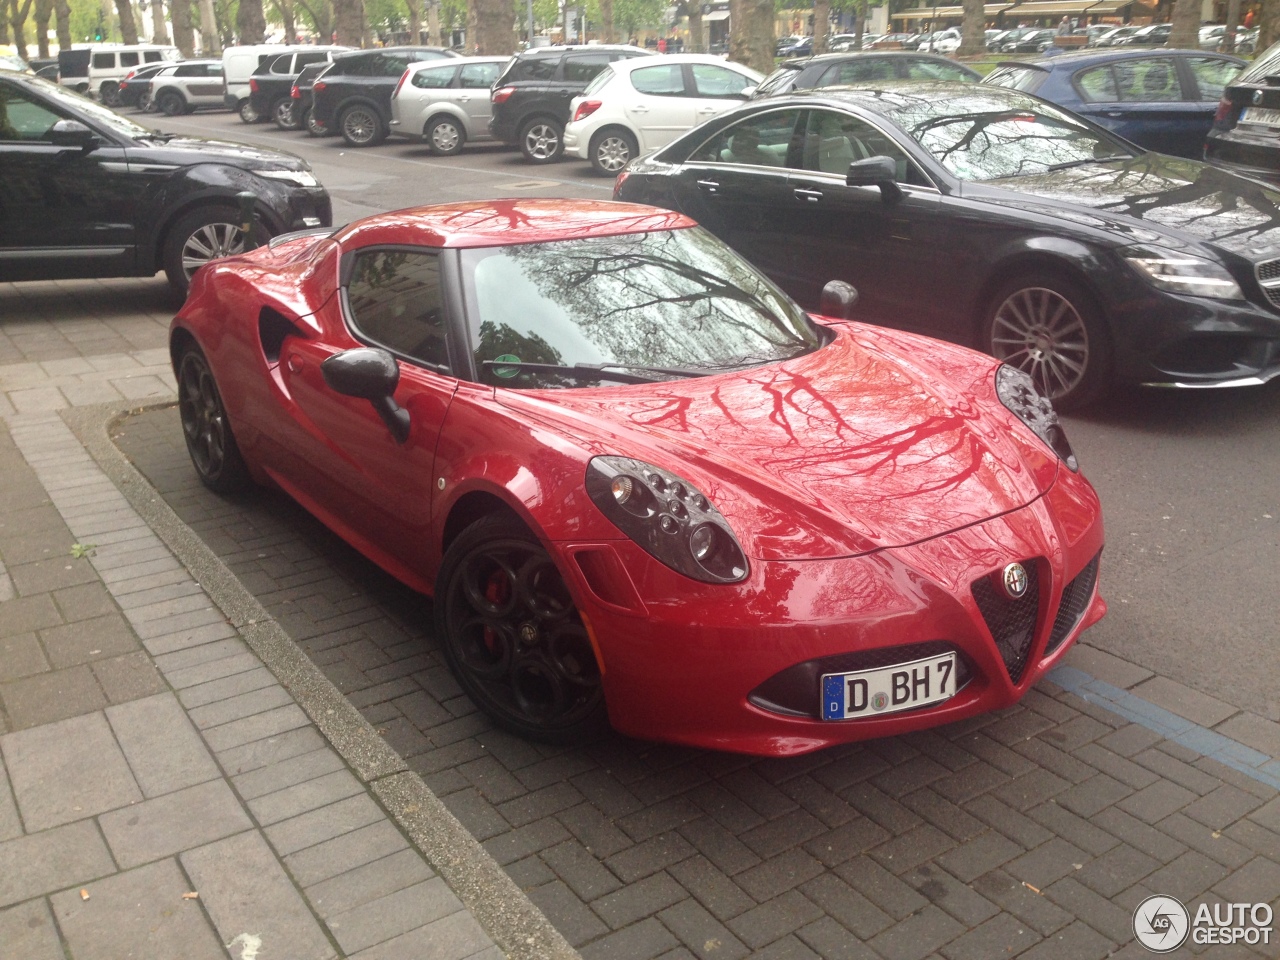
895;4;1015;21
703;9;730;21
892;0;1149;19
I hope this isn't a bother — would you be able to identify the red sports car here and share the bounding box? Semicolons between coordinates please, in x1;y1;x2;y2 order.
170;198;1104;756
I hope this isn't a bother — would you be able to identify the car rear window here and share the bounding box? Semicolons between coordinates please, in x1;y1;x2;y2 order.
412;65;455;89
510;56;558;82
904;59;975;82
1188;57;1241;100
563;54;611;83
985;64;1045;93
754;65;801;96
819;58;898;86
1240;39;1280;82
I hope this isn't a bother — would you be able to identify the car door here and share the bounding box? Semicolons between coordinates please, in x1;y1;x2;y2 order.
625;63;696;151
685;63;755;134
278;246;458;572
666;107;805;287
1072;58;1204;157
457;61;502;133
781;108;950;331
403;63;458;132
0;80;144;279
1185;55;1245;151
185;62;225;103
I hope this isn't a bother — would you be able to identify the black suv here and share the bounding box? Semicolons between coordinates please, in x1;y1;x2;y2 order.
0;73;331;295
311;47;458;146
752;52;979;98
489;45;651;162
249;47;349;131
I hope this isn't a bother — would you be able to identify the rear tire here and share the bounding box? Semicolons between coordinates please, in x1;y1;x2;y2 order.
273;96;301;130
589;128;638;176
175;343;254;494
340;104;385;146
99;81;120;106
158;91;185;117
238;99;261;123
519;117;563;163
426;115;465;156
303;106;326;137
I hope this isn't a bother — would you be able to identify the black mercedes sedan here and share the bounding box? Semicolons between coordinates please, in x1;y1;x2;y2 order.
0;73;331;295
615;82;1280;409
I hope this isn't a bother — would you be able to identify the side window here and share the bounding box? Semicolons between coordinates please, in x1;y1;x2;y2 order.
412;65;455;89
821;59;897;86
1188;56;1243;100
209;65;224;78
346;250;450;370
689;109;803;167
801;109;919;183
690;64;753;98
514;56;557;81
1114;58;1181;102
905;60;974;82
270;55;294;74
1075;65;1119;103
0;86;64;142
92;53;115;69
630;64;686;97
460;62;500;88
143;51;163;62
175;64;202;77
120;52;139;67
563;55;611;83
379;55;411;77
295;51;328;68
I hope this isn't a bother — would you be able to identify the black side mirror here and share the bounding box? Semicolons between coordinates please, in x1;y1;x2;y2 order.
846;155;903;202
819;280;859;320
48;119;98;152
321;347;411;444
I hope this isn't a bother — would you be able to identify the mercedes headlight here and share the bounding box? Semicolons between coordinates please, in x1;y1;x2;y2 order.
996;365;1078;472
255;169;319;188
1122;245;1243;300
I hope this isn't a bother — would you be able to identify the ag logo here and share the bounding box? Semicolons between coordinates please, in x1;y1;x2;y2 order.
1133;895;1189;953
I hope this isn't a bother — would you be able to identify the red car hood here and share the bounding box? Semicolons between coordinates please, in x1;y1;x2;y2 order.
497;326;1058;561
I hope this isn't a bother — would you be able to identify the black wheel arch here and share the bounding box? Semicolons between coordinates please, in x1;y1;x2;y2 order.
971;245;1110;349
149;188;285;274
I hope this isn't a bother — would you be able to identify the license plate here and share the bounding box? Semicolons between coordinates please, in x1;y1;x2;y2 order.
1240;107;1280;127
821;652;956;721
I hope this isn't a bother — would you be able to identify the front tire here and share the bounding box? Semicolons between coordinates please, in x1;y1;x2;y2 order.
99;81;121;106
519;117;563;163
983;271;1112;411
340;104;385;146
436;514;608;744
273;96;300;130
239;99;261;123
176;344;253;494
590;128;638;176
303;106;326;137
163;205;253;296
426;115;465;156
158;91;185;117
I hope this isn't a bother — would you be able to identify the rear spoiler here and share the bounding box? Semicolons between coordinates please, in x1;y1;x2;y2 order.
995;60;1050;71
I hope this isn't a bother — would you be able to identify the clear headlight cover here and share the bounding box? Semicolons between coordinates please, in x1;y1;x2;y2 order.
1122;245;1243;300
996;365;1078;472
255;169;320;188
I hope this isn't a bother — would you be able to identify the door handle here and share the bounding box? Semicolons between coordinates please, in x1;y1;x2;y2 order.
696;179;720;194
1102;110;1124;118
631;105;648;114
794;187;823;202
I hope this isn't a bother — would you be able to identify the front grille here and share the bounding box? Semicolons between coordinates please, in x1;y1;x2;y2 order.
1255;258;1280;307
971;561;1041;685
1044;553;1100;658
748;640;972;719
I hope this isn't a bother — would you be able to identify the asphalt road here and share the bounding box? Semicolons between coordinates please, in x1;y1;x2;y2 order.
148;107;1280;723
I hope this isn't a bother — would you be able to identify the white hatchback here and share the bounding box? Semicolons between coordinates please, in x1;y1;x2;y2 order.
390;56;509;155
564;55;762;175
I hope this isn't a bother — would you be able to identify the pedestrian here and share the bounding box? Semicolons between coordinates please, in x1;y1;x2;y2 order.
1244;8;1255;28
1057;15;1070;34
657;36;666;52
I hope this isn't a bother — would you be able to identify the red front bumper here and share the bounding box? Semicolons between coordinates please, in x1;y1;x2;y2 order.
553;466;1104;756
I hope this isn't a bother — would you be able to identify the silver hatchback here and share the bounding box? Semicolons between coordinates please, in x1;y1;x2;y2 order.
390;56;508;155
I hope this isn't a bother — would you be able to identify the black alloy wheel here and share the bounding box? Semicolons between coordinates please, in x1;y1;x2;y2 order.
436;514;607;743
984;271;1111;411
162;205;253;295
519;117;563;163
273;96;301;130
158;91;185;117
176;345;253;494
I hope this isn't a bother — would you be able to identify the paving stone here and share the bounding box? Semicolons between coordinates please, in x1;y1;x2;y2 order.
0;898;67;960
182;830;337;960
1070;743;1160;791
1212;855;1280;904
283;819;409;887
871;824;957;875
904;863;1000;926
594;871;687;930
38;612;137;669
867;904;965;960
835;856;929;921
1;711;141;831
0;633;49;682
0;762;18;843
677;819;761;876
91;651;167;703
543;839;624;901
970;870;1074;937
735;847;825;900
346;909;494;960
203;703;311;752
936;830;1024;883
264;792;386;858
899;789;986;842
1130;677;1238;729
1158;812;1254;869
482;816;571;866
1025;801;1120;856
306;847;434;918
726;889;824;950
1143;850;1230;904
249;769;365;827
658;897;750;960
216;725;328;776
1090;806;1187;862
1063;644;1152;690
1017;919;1114;960
799;872;892;939
795;916;881;960
1095;724;1164;759
1132;748;1223;797
528;879;609;946
1074;843;1159;898
441;787;510;842
992;769;1071;812
0;594;62;639
233;746;347;802
187;683;294;730
579;916;680;960
842;781;923;833
668;856;755;922
99;779;253;868
745;934;821;960
1117;780;1198;824
326;877;464;953
105;692;220;798
938;911;1041;960
1006;838;1091;891
606;832;696;884
965;794;1053;849
1182;784;1267;831
0;664;106;729
1215;713;1280;759
51;859;225;960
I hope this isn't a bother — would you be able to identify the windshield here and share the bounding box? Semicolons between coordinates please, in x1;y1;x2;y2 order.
19;75;157;138
983;65;1045;92
462;227;822;389
889;90;1135;181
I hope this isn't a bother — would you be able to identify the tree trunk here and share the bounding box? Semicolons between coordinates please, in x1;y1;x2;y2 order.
1223;0;1240;51
149;0;167;43
0;2;8;46
428;0;439;44
171;0;194;52
277;0;295;42
599;0;613;42
53;0;71;48
729;0;772;74
35;0;51;55
197;0;220;53
472;0;513;53
236;0;265;42
114;0;139;41
958;0;984;54
11;0;34;56
405;0;419;42
333;0;362;45
1260;0;1279;53
687;6;702;51
1168;0;1199;48
813;0;829;54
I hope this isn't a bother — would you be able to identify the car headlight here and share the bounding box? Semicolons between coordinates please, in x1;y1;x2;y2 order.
255;169;319;188
585;456;748;584
1122;245;1243;300
995;365;1078;472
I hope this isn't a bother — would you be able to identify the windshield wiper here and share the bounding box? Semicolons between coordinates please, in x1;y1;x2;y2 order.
1045;156;1122;172
480;360;709;384
133;132;174;142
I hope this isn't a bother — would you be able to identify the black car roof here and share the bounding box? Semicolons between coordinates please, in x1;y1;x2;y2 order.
335;46;452;59
518;44;646;58
781;51;969;68
1011;47;1245;70
778;79;1018;115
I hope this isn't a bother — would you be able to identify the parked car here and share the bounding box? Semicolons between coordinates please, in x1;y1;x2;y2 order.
870;32;922;50
775;34;808;56
1197;24;1252;51
1093;26;1141;47
222;43;294;122
169;195;1103;753
1115;23;1172;47
247;46;350;130
777;36;814;57
564;55;762;174
291;61;332;136
918;28;961;54
489;44;653;163
149;59;227;116
57;44;181;104
116;62;169;109
616;82;1280;408
389;55;507;155
1206;39;1280;184
0;54;31;73
310;47;459;146
752;52;979;99
983;50;1244;158
0;73;330;294
1002;28;1056;53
